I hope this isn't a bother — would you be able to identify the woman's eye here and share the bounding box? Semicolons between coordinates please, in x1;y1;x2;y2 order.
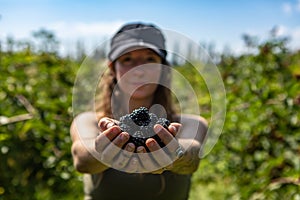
120;57;132;64
123;57;132;62
124;57;132;62
146;57;159;63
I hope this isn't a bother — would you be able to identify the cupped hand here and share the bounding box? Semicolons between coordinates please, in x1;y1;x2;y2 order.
135;122;183;174
95;117;140;173
95;117;183;173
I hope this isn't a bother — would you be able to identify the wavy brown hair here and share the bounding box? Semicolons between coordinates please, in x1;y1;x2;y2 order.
95;59;177;122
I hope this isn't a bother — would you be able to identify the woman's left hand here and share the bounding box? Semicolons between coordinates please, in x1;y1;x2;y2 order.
135;122;184;174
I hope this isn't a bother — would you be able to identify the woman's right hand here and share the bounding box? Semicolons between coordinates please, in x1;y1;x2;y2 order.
95;117;139;173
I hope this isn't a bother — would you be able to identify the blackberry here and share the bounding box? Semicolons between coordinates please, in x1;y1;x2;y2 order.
139;125;156;138
149;113;158;123
156;118;171;129
119;107;173;151
129;107;150;126
119;114;139;133
128;131;147;147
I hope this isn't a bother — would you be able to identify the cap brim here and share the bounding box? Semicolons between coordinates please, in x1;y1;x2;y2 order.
108;41;164;61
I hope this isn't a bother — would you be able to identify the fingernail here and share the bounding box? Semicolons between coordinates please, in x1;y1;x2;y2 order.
137;146;144;153
112;127;120;134
148;139;156;147
107;122;114;128
154;124;162;133
120;133;128;141
169;125;177;132
120;133;125;140
126;143;135;152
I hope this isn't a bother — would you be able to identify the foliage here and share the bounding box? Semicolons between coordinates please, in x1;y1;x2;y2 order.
0;30;299;199
189;33;300;200
0;50;82;199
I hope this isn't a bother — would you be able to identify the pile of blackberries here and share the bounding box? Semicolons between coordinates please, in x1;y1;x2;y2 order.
119;107;170;151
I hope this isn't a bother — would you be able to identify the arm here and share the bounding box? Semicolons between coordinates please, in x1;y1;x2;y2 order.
70;112;109;174
71;112;138;174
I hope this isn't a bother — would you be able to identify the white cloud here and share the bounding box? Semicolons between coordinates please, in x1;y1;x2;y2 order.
48;20;125;39
276;25;288;36
297;0;300;11
276;25;300;50
282;0;300;14
282;2;293;14
291;27;300;42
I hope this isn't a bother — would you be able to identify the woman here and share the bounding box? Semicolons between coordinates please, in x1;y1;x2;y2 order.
70;22;208;200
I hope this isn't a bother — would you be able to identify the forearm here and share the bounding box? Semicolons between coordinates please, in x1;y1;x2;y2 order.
169;139;201;174
72;140;109;174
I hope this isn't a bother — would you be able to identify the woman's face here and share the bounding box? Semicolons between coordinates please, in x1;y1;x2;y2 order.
114;48;162;100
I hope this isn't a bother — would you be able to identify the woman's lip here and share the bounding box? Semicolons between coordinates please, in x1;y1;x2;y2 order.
129;82;149;88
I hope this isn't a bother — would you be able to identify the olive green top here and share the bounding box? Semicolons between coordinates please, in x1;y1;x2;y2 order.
83;168;191;200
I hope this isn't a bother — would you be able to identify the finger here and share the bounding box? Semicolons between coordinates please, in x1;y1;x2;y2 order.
124;156;139;173
153;125;180;160
174;144;185;159
98;117;118;131
101;132;130;163
95;126;122;153
168;123;182;136
146;138;172;168
136;146;159;172
124;142;135;152
154;124;176;147
112;148;133;169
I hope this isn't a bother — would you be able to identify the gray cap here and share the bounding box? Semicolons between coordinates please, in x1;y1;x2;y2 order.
108;23;167;61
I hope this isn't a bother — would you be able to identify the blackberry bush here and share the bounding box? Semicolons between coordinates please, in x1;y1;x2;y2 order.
118;107;171;151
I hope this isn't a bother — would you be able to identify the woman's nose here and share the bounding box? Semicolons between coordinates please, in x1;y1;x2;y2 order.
132;66;145;76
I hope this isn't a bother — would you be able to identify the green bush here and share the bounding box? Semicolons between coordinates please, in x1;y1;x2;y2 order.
0;51;82;199
189;36;300;200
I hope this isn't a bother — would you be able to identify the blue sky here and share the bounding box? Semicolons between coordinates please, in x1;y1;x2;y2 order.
1;0;300;55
